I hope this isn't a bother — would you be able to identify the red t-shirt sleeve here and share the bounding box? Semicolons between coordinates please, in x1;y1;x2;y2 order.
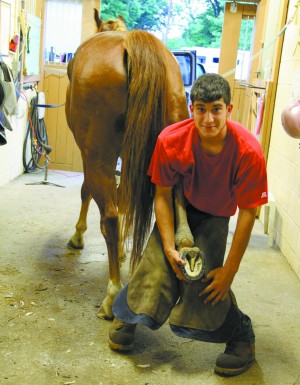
235;150;268;209
147;137;180;187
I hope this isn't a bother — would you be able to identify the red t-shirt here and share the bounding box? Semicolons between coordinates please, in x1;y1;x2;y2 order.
148;118;268;217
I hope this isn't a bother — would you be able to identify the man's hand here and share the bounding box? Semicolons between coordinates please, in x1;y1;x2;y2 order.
165;248;191;283
199;265;235;305
154;184;191;283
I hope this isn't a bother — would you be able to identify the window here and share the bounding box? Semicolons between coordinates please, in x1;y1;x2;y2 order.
198;56;206;64
175;54;191;86
44;0;82;63
196;62;205;78
235;17;254;80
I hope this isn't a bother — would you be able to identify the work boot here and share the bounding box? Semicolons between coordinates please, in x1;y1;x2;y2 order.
214;339;255;376
109;317;136;351
214;311;255;376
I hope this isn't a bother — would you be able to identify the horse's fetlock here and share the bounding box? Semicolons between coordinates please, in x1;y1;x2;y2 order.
177;238;194;250
175;225;194;249
97;281;123;320
107;279;123;300
97;299;114;319
68;231;85;249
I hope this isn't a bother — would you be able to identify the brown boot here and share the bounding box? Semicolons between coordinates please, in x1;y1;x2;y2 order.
214;340;255;376
109;317;136;351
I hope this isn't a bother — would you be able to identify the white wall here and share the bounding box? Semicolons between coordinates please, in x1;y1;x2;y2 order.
0;0;38;187
0;0;21;187
267;0;300;278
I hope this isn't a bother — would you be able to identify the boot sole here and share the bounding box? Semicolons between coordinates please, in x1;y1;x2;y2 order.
109;339;134;352
214;358;255;377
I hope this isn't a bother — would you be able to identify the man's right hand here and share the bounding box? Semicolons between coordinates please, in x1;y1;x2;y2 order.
165;248;191;282
154;184;191;283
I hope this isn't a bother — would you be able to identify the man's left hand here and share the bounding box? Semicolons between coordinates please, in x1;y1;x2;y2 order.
199;266;235;305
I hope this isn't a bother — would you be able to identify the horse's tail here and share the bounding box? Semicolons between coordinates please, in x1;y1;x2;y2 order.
121;30;169;272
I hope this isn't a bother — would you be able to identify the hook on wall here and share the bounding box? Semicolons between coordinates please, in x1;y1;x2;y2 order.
230;1;238;13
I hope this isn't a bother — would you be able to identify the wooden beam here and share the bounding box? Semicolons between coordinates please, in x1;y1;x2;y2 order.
38;0;47;91
81;0;101;43
233;0;260;3
260;0;289;161
242;4;257;17
219;2;243;90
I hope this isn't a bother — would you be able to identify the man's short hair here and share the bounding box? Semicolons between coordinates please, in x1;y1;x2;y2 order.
191;73;231;106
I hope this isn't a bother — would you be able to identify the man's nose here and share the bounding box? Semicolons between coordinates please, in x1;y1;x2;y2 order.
203;111;214;122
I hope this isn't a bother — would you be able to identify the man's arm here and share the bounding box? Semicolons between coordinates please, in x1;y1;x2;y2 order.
199;207;257;305
155;184;188;281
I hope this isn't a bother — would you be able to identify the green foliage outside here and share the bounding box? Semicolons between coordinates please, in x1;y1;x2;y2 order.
100;0;169;31
100;0;254;50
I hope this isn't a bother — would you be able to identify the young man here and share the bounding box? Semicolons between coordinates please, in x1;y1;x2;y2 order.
109;73;268;376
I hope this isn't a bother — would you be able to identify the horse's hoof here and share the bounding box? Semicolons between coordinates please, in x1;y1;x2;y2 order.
67;240;84;250
97;306;114;320
179;247;206;281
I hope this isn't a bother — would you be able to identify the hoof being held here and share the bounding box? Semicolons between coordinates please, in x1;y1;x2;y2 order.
179;247;206;281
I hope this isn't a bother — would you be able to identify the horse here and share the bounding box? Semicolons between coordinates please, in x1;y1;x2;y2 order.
65;14;195;319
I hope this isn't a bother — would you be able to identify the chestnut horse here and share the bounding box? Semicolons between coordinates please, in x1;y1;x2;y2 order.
65;18;194;319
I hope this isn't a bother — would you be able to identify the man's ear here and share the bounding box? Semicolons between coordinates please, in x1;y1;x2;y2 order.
227;103;233;115
190;103;194;116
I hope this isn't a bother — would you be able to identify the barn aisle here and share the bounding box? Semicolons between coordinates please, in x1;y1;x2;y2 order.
1;170;300;385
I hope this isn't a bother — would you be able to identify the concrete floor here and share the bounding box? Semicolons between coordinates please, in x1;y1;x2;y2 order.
1;170;300;385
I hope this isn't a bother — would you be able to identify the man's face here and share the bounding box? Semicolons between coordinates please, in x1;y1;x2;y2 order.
190;98;233;140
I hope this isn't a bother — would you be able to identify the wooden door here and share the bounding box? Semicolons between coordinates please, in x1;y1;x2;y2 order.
43;65;83;172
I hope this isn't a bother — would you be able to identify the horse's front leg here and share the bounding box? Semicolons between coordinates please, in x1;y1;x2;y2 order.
174;180;194;250
68;179;92;249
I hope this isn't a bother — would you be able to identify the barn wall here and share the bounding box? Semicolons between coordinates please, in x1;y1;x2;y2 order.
0;0;41;187
266;0;300;278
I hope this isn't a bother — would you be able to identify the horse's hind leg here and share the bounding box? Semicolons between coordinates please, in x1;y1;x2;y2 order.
98;200;123;319
85;167;123;320
68;178;92;249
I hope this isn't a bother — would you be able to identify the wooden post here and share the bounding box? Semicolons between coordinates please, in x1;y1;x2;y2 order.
81;0;101;43
219;2;243;91
39;0;47;90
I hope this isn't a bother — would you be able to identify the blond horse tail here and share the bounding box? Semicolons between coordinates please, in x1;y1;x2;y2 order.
120;30;169;271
